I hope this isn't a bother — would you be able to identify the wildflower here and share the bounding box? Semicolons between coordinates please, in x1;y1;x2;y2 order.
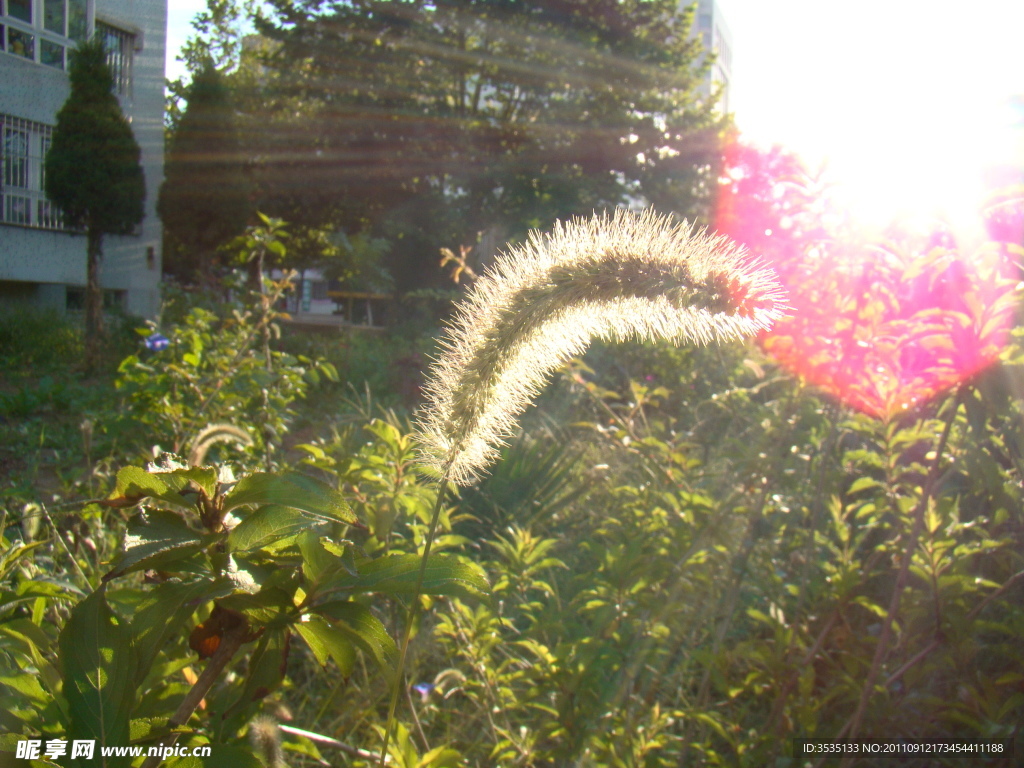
413;682;435;701
144;332;170;351
416;208;787;485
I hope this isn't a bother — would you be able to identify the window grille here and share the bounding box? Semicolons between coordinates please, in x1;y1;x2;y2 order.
0;114;70;231
96;21;134;98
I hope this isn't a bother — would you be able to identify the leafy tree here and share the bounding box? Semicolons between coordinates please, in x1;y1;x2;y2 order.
253;0;725;292
165;0;258;129
45;37;145;366
177;0;258;75
159;61;252;285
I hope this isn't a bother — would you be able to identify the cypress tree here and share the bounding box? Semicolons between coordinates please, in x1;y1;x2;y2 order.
45;37;145;365
158;61;251;285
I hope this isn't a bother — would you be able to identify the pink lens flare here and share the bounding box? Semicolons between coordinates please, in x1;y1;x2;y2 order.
716;139;1022;420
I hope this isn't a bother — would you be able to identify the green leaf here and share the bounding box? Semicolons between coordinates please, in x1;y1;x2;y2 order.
0;619;60;699
162;465;218;498
852;595;888;618
0;673;50;706
319;361;339;382
320;554;490;603
106;465;193;510
746;607;772;625
59;586;137;768
0;579;79;617
847;476;882;494
223;472;356;525
298;530;337;584
103;511;214;582
418;746;463;768
129;578;230;678
238;628;290;705
227;505;312;551
294;615;357;676
0;738;63;768
129;716;173;742
0;541;46;581
313;601;398;673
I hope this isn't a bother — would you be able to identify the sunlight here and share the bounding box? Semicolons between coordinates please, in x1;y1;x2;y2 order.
821;96;1023;242
715;136;1022;420
721;0;1024;241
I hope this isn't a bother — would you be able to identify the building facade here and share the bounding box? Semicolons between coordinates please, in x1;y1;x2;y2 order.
0;0;166;318
691;0;732;114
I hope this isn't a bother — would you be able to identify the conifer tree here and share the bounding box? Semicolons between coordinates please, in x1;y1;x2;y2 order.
45;37;145;364
159;61;252;284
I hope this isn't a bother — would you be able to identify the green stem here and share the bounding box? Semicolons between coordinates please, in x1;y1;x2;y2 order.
830;390;962;768
378;462;453;766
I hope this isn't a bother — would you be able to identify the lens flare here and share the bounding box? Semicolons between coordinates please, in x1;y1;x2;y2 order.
716;139;1022;420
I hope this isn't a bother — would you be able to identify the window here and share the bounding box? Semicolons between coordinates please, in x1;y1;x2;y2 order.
1;0;86;69
0;114;69;230
7;25;32;58
8;0;31;23
67;0;86;40
44;0;64;34
97;21;134;97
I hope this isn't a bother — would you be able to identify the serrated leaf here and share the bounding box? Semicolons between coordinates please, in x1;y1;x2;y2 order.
319;554;490;603
103;511;214;582
59;586;137;768
129;716;172;742
223;472;356;525
227;505;313;552
159;466;218;498
313;601;398;673
105;466;193;510
294;615;357;676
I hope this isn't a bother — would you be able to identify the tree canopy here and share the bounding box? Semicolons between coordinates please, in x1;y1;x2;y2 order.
45;38;145;236
247;0;725;291
159;61;252;284
45;37;145;362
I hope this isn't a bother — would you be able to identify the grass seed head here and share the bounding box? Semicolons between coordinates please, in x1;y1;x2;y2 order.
416;208;788;485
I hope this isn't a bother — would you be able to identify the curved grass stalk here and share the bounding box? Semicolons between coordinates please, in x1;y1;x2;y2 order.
418;207;787;486
378;208;788;764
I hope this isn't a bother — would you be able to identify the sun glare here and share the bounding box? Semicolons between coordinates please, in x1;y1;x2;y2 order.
723;0;1024;239
714;1;1024;417
820;95;1023;243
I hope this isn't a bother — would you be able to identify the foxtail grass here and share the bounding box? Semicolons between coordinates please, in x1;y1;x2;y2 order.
378;208;787;764
419;207;787;485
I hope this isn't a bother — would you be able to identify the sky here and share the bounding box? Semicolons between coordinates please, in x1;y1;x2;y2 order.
165;1;1024;234
716;0;1024;235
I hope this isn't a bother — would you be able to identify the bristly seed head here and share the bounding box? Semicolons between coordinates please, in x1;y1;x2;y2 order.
415;208;788;486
